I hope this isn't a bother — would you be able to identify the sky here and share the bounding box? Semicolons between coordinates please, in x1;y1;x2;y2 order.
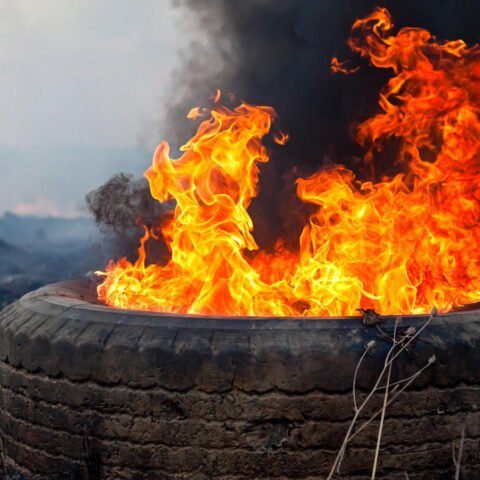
0;1;188;216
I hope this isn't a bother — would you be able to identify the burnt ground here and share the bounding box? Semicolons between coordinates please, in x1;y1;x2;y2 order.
0;238;95;308
0;213;102;308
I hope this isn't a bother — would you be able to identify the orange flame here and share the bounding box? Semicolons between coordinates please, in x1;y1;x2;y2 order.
98;8;480;317
331;57;360;75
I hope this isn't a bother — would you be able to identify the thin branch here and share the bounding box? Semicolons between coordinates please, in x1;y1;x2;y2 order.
454;426;465;480
371;325;396;479
353;341;374;412
327;337;398;479
387;309;435;366
348;356;436;443
376;366;431;391
327;308;437;478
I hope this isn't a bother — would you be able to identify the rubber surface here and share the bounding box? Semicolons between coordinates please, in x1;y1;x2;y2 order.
0;280;480;479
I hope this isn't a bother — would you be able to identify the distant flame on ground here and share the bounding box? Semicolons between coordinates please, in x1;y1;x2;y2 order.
97;8;480;317
12;197;75;218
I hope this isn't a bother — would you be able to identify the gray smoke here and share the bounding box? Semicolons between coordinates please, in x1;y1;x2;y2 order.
86;174;163;230
86;174;169;261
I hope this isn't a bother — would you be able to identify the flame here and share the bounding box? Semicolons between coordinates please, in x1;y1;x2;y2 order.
98;8;480;317
331;57;360;75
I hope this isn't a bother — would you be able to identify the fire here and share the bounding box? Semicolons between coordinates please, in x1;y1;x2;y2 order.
97;8;480;317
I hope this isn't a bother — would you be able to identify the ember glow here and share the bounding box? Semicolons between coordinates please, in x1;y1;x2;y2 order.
97;8;480;317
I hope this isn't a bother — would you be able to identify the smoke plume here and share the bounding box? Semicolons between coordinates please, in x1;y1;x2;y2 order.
87;0;480;252
86;174;168;261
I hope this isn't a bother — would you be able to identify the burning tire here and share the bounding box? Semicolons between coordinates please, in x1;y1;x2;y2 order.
0;281;480;479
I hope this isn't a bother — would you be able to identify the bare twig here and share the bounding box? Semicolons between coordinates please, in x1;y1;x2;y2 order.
326;308;437;479
371;359;392;479
371;322;398;479
376;364;432;391
353;340;375;412
327;333;398;478
348;356;436;442
387;308;436;366
453;426;465;480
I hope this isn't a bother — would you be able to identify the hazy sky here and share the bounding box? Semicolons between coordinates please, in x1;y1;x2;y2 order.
0;1;188;216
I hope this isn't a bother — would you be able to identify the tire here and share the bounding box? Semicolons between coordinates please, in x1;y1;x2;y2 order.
0;280;480;479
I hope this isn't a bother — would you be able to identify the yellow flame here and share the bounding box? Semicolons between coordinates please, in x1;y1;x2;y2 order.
98;8;480;317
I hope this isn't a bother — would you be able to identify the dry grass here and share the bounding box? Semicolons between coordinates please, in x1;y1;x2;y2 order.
453;426;466;480
327;308;438;479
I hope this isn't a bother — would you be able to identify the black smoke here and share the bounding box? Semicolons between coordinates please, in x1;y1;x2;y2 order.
88;0;480;251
